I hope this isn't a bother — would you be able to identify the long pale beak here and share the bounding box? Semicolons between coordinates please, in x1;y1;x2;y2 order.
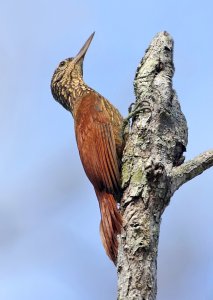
74;32;95;63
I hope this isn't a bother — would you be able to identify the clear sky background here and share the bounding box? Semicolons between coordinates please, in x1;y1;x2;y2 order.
0;0;213;299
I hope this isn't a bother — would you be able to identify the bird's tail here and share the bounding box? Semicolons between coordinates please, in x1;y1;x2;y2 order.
95;189;122;264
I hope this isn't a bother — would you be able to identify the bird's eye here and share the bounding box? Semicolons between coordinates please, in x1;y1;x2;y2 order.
59;61;66;67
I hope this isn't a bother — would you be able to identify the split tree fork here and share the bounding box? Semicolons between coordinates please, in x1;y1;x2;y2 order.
51;32;213;299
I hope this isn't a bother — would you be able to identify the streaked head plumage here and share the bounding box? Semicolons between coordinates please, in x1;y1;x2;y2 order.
51;32;95;112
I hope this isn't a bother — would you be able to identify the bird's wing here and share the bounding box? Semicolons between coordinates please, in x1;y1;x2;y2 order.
94;121;120;193
74;94;121;195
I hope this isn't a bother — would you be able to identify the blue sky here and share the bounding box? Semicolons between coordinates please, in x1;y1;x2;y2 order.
0;0;212;299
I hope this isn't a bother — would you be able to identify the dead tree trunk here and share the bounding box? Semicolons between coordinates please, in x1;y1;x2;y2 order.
117;31;213;300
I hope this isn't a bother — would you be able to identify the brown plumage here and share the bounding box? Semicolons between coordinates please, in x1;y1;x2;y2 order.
51;32;123;264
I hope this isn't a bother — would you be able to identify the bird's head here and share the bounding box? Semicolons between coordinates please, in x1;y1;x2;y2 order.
51;32;95;111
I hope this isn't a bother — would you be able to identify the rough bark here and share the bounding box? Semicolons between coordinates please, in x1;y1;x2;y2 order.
117;31;213;300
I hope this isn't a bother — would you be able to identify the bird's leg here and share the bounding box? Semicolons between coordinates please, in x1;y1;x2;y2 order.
122;102;133;138
122;101;146;136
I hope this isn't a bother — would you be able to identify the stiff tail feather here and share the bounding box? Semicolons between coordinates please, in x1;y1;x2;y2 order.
95;189;122;264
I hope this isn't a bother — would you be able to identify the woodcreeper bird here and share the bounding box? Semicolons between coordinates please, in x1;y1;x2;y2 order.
51;32;123;264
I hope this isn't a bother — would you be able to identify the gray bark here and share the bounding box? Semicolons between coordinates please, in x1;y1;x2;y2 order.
117;31;213;300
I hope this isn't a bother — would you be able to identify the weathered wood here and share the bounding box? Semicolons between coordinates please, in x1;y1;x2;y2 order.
117;31;213;300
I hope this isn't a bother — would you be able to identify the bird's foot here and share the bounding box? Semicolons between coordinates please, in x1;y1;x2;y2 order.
122;102;144;134
122;101;152;138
